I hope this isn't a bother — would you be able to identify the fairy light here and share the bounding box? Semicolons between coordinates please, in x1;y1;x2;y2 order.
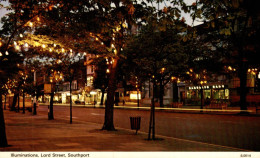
171;76;176;80
19;34;23;38
29;22;33;27
0;52;2;56
24;43;29;48
161;67;166;72
5;51;9;55
49;48;53;52
114;49;117;54
116;26;120;32
42;44;46;48
62;48;65;53
15;45;20;50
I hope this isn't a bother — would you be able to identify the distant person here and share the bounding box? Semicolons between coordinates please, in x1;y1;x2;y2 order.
205;97;211;106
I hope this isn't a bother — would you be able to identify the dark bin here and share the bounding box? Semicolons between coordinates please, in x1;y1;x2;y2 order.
28;107;32;112
130;116;141;134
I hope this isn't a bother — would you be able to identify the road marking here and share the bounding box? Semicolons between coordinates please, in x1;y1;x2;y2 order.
66;116;78;119
91;113;104;116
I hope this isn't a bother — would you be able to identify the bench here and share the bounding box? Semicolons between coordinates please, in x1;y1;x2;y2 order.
206;103;227;110
170;102;183;108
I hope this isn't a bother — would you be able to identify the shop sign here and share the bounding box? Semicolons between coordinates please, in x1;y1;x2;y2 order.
189;86;209;90
212;85;225;89
188;85;226;90
44;84;52;94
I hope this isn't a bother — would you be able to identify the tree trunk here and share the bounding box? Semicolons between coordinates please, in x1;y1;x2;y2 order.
148;81;156;140
33;96;37;115
48;92;54;120
70;81;72;124
159;79;164;107
100;89;105;105
4;95;6;110
102;58;118;131
172;82;178;102
10;93;18;111
22;91;25;114
239;57;248;111
0;94;8;147
200;87;204;112
137;89;140;108
17;93;20;112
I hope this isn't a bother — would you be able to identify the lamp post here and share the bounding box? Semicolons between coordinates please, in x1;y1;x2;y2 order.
22;74;27;114
135;77;140;108
199;80;207;112
33;70;37;115
48;70;63;120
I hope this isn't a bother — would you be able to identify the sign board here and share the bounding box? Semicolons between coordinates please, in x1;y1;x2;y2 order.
44;84;52;94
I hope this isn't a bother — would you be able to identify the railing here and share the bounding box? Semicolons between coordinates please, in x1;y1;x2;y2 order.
170;102;183;108
205;103;228;110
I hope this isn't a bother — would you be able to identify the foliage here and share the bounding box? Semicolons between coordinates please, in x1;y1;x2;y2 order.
188;0;260;110
125;22;189;86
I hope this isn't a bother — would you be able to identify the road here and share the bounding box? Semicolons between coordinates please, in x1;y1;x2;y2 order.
37;105;260;151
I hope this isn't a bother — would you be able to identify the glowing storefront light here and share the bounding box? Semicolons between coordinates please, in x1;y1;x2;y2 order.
90;91;97;95
130;91;141;100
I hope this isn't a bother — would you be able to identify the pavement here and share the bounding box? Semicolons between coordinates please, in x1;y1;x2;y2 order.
0;105;256;153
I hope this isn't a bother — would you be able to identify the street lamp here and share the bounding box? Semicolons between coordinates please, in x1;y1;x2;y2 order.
48;70;63;120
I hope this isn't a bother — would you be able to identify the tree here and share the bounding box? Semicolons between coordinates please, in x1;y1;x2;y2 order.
0;45;23;147
124;11;190;139
189;0;260;111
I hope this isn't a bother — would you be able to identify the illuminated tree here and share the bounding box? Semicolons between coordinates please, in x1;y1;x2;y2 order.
0;45;23;147
189;0;260;111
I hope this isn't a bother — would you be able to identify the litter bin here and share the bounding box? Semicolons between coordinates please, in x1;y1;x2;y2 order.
130;116;141;134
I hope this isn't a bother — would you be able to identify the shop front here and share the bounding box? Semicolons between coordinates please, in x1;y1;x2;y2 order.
185;84;229;106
